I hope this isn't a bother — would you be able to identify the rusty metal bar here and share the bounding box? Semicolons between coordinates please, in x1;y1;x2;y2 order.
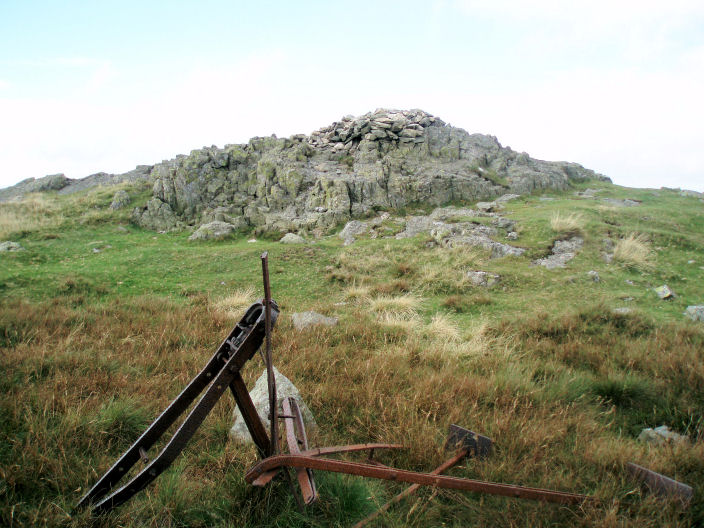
354;448;469;528
246;455;595;505
283;398;317;504
627;462;693;505
229;372;271;456
261;251;278;456
251;443;406;487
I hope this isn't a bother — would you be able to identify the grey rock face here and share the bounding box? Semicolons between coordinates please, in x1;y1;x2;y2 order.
292;311;339;330
684;306;704;322
0;241;24;252
124;109;605;233
534;236;584;269
110;190;131;210
467;271;500;287
230;367;316;444
188;221;239;241
280;233;306;244
132;198;184;232
654;285;676;300
638;425;688;446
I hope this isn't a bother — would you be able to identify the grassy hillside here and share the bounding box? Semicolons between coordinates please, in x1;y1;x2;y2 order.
1;180;703;527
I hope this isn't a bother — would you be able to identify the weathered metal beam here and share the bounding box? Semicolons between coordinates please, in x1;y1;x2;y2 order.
246;455;596;505
627;462;693;505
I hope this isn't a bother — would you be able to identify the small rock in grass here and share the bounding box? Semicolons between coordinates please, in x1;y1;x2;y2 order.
684;306;704;322
110;189;131;210
625;279;634;285
188;221;238;241
280;233;305;244
92;247;101;253
587;270;600;282
612;307;632;315
292;311;338;330
467;270;501;287
248;238;257;243
0;241;24;252
230;367;316;444
506;231;518;240
638;425;688;446
654;285;676;300
687;260;695;264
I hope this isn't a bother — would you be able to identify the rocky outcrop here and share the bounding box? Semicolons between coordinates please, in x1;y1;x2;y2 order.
128;109;606;234
534;236;584;269
0;166;152;203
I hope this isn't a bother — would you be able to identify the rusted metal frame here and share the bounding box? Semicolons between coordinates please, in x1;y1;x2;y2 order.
251;443;406;486
627;462;693;505
77;300;278;514
245;455;596;505
261;251;278;456
229;373;271;456
353;448;469;528
282;397;317;504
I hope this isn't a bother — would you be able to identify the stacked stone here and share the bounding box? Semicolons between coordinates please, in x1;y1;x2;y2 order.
309;108;445;151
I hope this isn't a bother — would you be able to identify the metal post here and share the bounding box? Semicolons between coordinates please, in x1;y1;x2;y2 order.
261;252;278;455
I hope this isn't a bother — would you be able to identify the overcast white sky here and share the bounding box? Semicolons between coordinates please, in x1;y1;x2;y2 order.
1;0;702;191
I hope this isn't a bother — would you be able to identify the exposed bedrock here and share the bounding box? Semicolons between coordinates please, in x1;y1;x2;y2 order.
123;108;607;234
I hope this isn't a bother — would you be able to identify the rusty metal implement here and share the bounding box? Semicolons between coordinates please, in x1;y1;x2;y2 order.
75;298;279;514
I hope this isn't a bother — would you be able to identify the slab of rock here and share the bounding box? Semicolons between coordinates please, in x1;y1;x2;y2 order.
495;193;521;203
638;425;688;446
684;306;704;322
654;285;676;300
0;241;24;252
339;220;368;246
188;221;239;241
230;367;316;444
280;233;306;244
467;271;500;287
587;270;600;282
292;311;338;330
603;198;641;207
534;236;584;269
612;307;632;315
110;190;131;210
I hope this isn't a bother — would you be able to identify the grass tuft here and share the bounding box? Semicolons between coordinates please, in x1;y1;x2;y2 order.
550;211;585;234
613;233;654;268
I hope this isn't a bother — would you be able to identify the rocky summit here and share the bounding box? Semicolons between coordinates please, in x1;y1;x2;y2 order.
1;109;608;235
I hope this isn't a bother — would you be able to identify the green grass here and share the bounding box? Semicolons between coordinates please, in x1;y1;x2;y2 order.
1;180;703;526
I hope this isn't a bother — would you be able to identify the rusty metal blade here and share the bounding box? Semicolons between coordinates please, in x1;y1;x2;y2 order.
627;462;693;505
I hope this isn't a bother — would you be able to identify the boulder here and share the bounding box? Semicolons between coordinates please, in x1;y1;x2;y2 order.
132;198;184;232
684;305;704;322
230;368;316;444
188;221;239;241
291;311;338;330
654;285;676;300
638;425;688;446
110;190;131;210
280;233;306;244
0;241;24;252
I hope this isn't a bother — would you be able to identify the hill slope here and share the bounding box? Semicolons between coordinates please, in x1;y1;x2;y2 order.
0;128;703;527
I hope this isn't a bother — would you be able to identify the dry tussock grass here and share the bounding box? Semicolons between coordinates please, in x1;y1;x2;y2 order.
0;193;62;238
212;287;256;318
368;294;420;317
613;233;654;268
550;211;585;234
2;295;702;526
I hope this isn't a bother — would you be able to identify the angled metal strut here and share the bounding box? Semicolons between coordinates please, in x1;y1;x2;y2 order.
75;299;279;514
